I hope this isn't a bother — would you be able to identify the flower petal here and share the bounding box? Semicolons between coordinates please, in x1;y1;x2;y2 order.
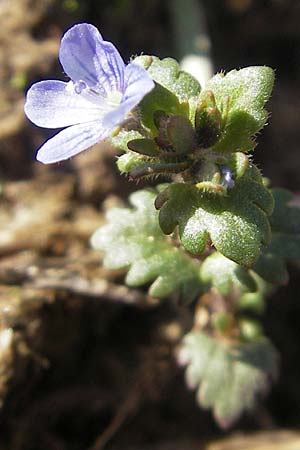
59;23;125;93
36;120;110;164
103;62;154;127
25;80;108;128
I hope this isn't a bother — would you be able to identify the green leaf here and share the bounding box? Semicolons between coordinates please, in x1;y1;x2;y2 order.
110;129;145;153
139;82;188;132
202;66;275;152
117;152;150;174
127;138;159;157
254;188;300;284
157;167;274;267
200;252;269;314
134;56;201;101
200;252;257;296
178;331;278;428
91;189;201;301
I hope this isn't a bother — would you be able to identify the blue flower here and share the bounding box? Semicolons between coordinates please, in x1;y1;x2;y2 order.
24;23;154;164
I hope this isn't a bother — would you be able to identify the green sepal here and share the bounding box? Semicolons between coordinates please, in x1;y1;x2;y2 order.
134;55;201;101
193;161;226;195
129;160;191;180
178;331;278;428
117;152;150;174
139;82;188;132
254;188;300;284
91;189;201;302
157;167;274;267
128;138;159;156
110;129;145;153
201;66;275;153
155;115;197;155
229;152;249;179
117;151;189;180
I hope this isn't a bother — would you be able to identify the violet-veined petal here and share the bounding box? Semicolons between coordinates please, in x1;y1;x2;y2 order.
103;63;154;127
59;23;125;93
123;62;155;103
96;40;125;92
25;80;110;128
24;23;155;165
36;120;110;164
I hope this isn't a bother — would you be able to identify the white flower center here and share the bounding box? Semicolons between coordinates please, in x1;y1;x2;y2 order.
69;80;123;111
106;90;122;107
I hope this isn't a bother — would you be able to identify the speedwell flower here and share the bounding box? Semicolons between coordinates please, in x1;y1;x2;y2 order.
24;23;154;164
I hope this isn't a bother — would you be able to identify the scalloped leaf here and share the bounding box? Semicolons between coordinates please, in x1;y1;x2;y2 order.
201;66;274;152
91;189;201;301
134;56;201;101
200;252;257;296
157;167;274;267
200;252;271;314
254;188;300;284
178;331;278;428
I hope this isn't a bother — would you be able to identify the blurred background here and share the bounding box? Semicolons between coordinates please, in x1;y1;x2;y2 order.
0;1;300;449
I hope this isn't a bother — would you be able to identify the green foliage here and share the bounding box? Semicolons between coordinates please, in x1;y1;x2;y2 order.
156;166;274;267
93;62;295;429
116;151;148;174
139;82;188;132
200;252;257;296
91;189;201;301
200;252;270;314
254;188;300;284
110;130;145;153
134;56;201;132
201;67;275;152
195;91;222;148
134;56;201;101
178;330;278;428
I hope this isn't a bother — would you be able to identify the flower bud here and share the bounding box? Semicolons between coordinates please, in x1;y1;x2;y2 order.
195;91;222;148
154;112;196;155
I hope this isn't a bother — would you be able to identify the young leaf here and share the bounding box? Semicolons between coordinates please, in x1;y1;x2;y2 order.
200;252;257;296
178;330;278;428
134;55;201;101
254;188;300;284
91;189;201;301
117;152;150;174
201;66;275;152
200;252;271;314
157;167;274;267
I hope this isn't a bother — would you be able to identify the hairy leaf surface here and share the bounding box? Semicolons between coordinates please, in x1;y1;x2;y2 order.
202;66;274;152
145;56;201;101
157;167;274;267
200;252;257;296
254;188;300;284
91;189;201;301
178;331;278;428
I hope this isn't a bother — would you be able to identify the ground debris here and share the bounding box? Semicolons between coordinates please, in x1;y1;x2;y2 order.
206;430;300;450
0;0;59;140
